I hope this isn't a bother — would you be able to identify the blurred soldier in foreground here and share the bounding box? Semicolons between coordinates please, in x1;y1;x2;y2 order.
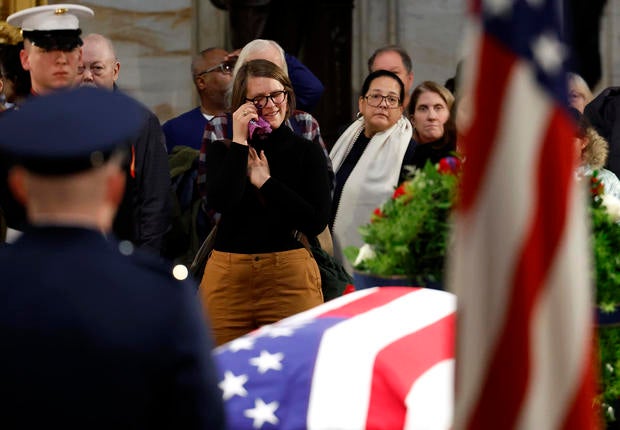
0;87;225;429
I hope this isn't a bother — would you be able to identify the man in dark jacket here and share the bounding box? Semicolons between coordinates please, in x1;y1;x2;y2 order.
0;85;225;429
76;33;171;255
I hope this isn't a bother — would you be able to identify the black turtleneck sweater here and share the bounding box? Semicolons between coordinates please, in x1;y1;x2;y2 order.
204;124;331;254
409;138;456;170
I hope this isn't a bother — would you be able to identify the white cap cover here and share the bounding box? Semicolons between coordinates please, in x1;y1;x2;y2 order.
7;4;94;31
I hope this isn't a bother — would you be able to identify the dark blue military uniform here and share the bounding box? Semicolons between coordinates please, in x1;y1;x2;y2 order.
0;85;225;429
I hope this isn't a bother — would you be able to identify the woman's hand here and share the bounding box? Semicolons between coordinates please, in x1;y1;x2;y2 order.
232;102;257;146
247;146;271;188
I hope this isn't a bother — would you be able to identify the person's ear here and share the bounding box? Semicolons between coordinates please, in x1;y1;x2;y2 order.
19;47;30;71
7;166;28;206
106;167;126;208
112;60;120;83
195;75;206;90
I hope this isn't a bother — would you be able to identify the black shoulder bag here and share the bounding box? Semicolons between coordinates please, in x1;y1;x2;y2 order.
294;227;353;302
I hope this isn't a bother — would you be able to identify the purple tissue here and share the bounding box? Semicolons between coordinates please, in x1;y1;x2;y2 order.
248;116;272;139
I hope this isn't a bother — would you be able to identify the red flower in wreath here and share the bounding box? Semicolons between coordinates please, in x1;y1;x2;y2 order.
371;207;383;223
392;183;407;199
438;156;462;175
590;175;604;197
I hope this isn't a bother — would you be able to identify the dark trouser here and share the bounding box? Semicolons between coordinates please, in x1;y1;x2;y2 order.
199;248;323;346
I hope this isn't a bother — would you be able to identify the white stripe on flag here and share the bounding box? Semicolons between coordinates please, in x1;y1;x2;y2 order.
404;359;454;430
450;61;553;425
306;288;456;430
517;179;592;429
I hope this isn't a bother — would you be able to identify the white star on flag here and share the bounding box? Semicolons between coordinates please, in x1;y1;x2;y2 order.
484;0;513;16
531;31;566;74
249;350;284;374
219;371;248;400
244;398;279;429
228;336;255;352
213;287;457;428
262;325;295;338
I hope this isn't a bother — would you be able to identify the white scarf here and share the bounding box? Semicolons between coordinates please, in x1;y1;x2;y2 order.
330;116;413;274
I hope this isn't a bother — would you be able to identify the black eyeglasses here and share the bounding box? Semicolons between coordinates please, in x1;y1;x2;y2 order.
364;93;401;108
245;90;288;109
195;62;234;77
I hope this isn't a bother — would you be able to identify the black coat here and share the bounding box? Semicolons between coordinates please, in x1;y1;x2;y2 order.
205;125;332;254
113;105;171;255
0;226;225;429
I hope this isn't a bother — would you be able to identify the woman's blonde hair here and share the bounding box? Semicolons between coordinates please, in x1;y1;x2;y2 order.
578;114;608;169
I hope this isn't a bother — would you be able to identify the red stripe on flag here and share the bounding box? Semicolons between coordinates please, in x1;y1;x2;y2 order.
459;34;517;212
467;109;577;428
365;313;456;429
560;336;601;429
319;287;422;319
469;0;482;15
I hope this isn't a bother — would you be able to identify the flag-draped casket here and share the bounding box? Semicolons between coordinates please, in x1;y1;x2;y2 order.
213;287;456;429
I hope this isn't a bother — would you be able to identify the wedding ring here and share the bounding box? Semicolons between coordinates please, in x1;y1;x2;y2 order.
243;110;249;116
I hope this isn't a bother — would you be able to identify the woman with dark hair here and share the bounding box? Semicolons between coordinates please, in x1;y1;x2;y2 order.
0;42;31;111
329;69;413;274
199;59;331;346
408;81;457;169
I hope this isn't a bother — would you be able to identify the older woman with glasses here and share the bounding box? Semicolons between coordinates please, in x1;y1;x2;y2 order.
199;59;331;346
329;69;414;274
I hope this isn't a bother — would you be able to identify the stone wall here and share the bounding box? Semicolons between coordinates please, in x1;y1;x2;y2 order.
69;0;226;122
48;0;620;125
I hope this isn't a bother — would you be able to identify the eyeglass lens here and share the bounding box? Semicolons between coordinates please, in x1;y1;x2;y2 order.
201;61;235;76
247;91;287;108
365;94;400;107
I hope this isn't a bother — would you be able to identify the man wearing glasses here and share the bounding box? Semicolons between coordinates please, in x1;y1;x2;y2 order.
162;47;236;153
75;33;171;257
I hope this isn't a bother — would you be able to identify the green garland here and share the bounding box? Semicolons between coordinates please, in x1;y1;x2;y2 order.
348;164;620;422
344;159;458;284
591;174;620;423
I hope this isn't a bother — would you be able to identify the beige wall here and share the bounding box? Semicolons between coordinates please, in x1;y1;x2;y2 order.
47;0;227;122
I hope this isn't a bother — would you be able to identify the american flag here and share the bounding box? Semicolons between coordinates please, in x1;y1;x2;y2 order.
447;0;600;428
212;287;456;429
